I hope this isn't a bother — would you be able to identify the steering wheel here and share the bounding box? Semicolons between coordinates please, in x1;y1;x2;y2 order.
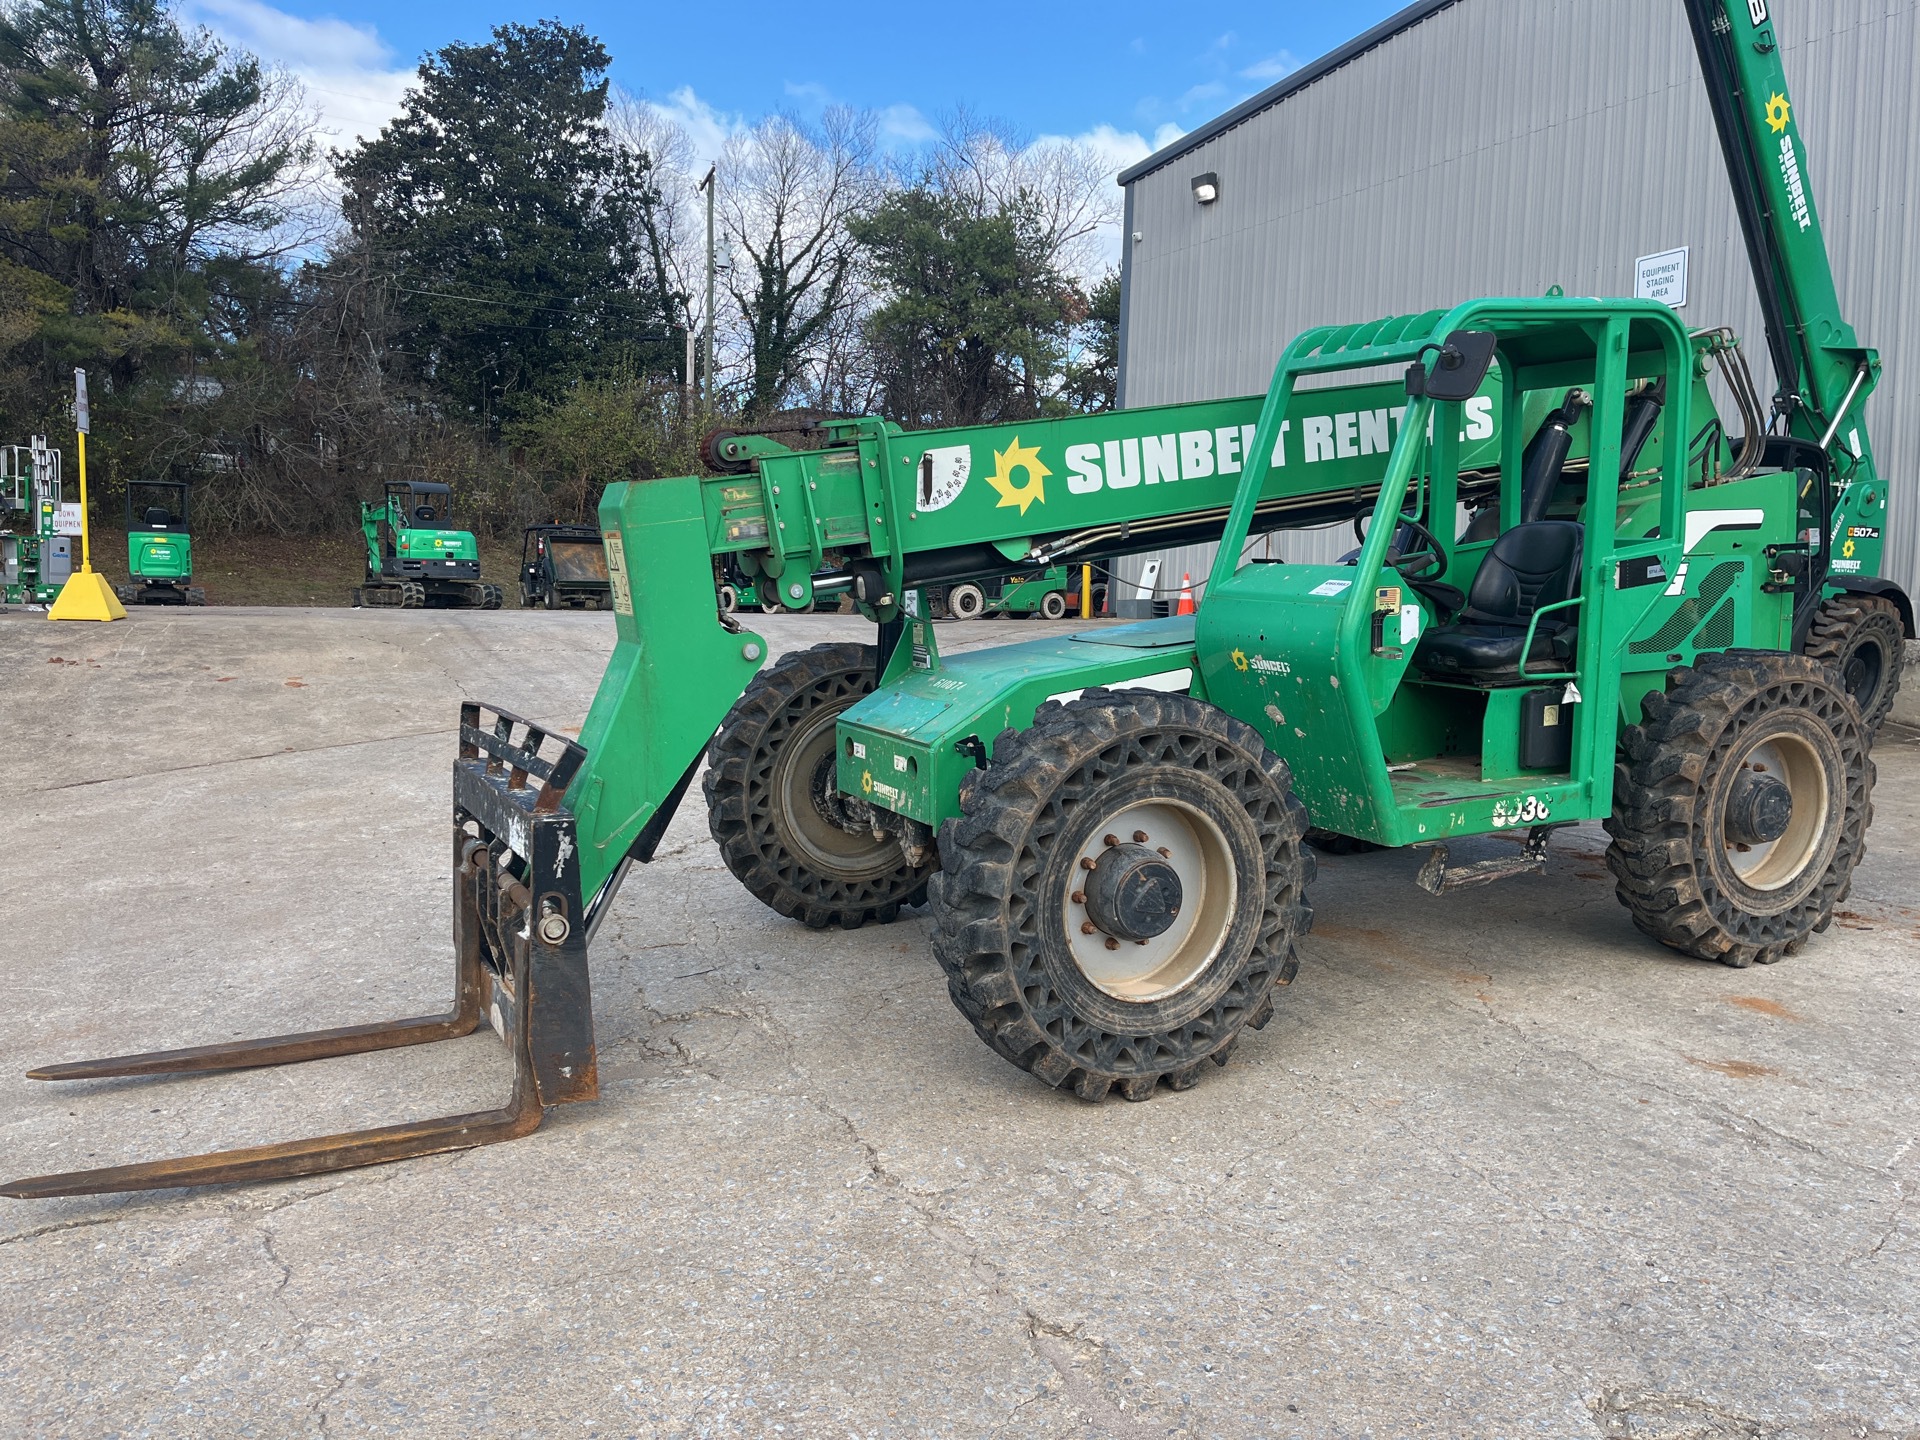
1353;512;1446;579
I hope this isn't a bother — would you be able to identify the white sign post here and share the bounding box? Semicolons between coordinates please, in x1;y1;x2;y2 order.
1635;246;1689;308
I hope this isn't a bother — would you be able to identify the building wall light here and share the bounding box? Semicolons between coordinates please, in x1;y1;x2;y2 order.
1191;172;1220;205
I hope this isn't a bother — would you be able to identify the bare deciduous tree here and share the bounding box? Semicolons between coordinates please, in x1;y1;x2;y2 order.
719;107;879;417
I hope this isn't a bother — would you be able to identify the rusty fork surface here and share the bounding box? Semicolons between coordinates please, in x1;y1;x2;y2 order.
3;703;600;1201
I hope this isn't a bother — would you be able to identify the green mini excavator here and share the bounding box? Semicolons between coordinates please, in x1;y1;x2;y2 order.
354;481;502;609
8;0;1907;1198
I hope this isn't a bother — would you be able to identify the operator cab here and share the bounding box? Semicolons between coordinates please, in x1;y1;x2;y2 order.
390;481;452;528
126;479;191;533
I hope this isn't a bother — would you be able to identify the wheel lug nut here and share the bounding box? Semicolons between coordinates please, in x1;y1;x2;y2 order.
1104;937;1119;950
1081;920;1099;935
1079;856;1097;871
1157;846;1171;858
1103;833;1119;847
1133;830;1149;843
1070;890;1086;904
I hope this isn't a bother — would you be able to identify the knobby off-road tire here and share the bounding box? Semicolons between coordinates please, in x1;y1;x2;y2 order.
1803;594;1905;734
704;642;934;929
930;690;1315;1100
1605;652;1873;968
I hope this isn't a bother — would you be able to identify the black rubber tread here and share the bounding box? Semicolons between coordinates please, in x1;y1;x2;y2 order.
929;689;1315;1101
1803;594;1904;734
1604;651;1874;968
704;641;934;929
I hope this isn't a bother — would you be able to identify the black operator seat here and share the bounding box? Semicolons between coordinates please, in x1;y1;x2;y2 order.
1413;521;1583;684
143;507;174;528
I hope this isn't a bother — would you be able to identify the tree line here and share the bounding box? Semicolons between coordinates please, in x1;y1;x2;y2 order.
0;0;1121;535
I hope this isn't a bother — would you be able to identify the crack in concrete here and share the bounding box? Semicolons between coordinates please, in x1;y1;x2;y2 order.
1851;1173;1913;1264
627;956;1192;1438
36;727;457;794
1473;998;1894;1182
0;1210;132;1246
1588;1386;1920;1440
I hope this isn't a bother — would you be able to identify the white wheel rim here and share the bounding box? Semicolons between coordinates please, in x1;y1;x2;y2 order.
1725;733;1829;891
1063;799;1236;1002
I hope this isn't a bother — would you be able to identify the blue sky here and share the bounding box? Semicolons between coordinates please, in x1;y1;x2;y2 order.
185;0;1407;168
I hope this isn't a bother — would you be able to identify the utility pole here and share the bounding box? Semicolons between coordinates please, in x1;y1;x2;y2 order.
699;164;717;408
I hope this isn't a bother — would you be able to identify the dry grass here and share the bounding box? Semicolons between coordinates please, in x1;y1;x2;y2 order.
92;529;529;608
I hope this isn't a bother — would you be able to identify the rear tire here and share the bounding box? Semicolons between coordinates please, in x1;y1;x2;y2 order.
930;690;1314;1100
1040;590;1069;620
1605;652;1873;967
948;583;986;621
1803;594;1904;734
718;584;738;614
704;642;934;929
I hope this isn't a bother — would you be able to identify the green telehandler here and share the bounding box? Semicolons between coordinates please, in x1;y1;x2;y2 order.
116;479;205;606
6;0;1908;1198
353;480;502;609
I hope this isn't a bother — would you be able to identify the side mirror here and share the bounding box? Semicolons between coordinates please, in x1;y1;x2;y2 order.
1406;329;1497;402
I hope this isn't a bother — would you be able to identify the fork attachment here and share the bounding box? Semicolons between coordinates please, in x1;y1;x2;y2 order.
2;703;598;1200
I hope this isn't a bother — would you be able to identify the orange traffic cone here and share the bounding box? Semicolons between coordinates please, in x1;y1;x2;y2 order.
1175;573;1196;616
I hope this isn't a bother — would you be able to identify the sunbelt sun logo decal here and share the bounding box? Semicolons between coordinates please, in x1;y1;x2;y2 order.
985;436;1050;515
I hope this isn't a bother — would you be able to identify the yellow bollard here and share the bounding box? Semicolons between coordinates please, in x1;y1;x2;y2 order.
1080;563;1093;619
50;376;125;622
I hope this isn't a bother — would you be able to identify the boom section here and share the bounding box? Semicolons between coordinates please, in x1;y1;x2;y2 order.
1684;0;1888;583
701;380;1502;616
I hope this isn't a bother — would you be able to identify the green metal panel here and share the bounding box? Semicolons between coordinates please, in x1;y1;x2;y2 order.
563;476;770;905
129;531;191;581
836;619;1201;828
397;528;478;562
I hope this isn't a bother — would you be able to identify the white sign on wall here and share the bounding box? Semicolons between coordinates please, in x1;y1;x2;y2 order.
1635;246;1689;308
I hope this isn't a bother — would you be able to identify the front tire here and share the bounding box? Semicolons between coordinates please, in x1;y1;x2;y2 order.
1605;652;1873;967
1803;594;1904;733
930;691;1314;1100
704;642;934;929
1040;590;1069;620
947;583;986;621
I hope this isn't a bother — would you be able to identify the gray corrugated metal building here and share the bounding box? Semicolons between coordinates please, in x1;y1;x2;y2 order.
1112;0;1919;611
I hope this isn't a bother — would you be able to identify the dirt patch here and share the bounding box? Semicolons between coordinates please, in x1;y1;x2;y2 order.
1684;1055;1780;1080
1722;996;1805;1023
88;527;527;609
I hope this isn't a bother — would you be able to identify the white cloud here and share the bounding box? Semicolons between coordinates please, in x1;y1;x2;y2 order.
1032;122;1190;276
642;86;748;169
1037;122;1188;182
185;0;414;147
879;103;936;145
1242;49;1300;82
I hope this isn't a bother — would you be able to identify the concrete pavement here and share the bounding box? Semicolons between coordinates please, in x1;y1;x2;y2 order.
2;606;1916;1438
